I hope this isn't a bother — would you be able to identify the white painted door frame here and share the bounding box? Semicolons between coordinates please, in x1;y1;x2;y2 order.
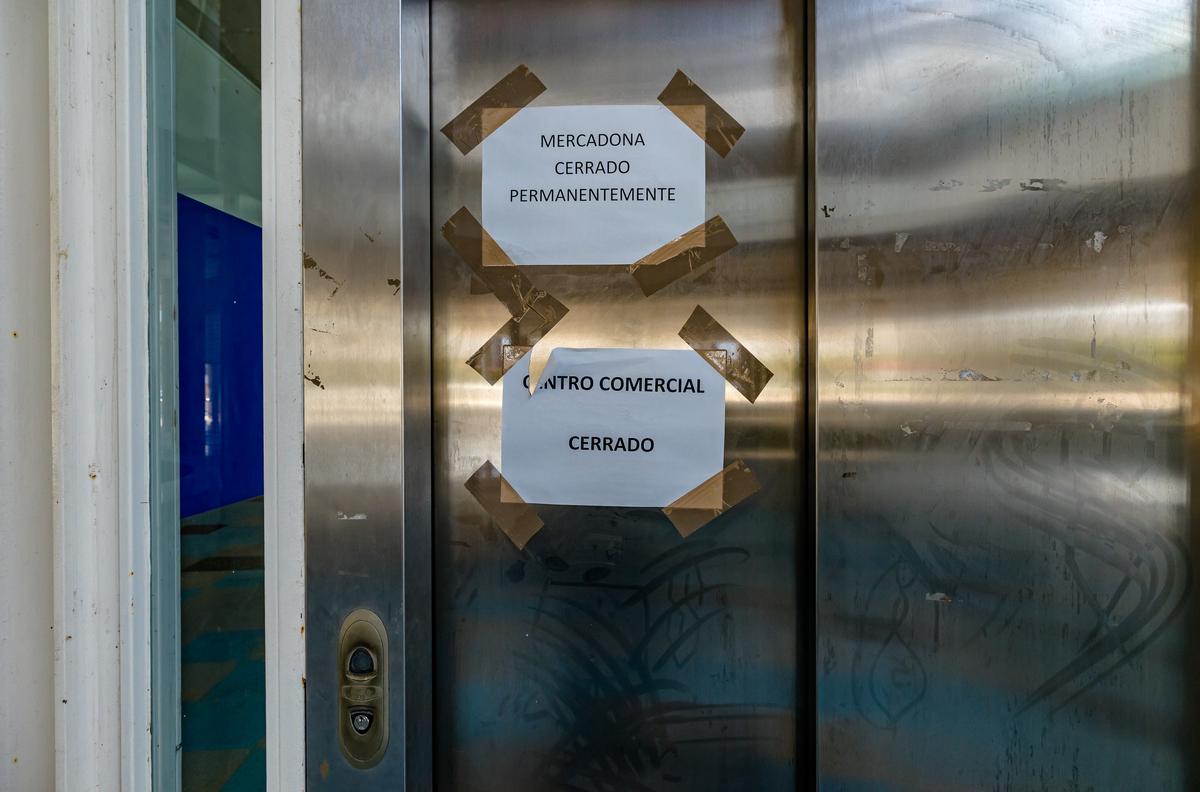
50;0;152;787
47;0;308;787
261;0;307;787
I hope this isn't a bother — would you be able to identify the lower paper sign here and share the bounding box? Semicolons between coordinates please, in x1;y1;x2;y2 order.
501;348;725;508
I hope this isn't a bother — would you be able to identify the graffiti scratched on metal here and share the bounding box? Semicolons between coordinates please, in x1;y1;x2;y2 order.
815;2;1197;789
431;1;807;789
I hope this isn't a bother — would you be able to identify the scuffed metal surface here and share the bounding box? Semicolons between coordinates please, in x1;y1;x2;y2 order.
816;2;1196;789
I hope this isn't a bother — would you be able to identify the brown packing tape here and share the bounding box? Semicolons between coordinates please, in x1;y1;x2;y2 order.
464;460;544;550
466;291;568;385
663;460;760;538
679;305;774;403
442;207;544;317
440;65;547;155
442;208;569;384
628;215;737;296
658;69;745;158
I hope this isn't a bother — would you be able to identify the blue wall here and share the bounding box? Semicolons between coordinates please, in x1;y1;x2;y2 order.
178;194;264;518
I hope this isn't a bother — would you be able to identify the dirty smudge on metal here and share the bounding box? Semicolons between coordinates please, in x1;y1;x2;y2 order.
817;1;1196;788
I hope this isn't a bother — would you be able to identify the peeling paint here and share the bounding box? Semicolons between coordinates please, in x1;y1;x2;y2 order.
1088;231;1107;252
1019;177;1067;191
1094;401;1124;432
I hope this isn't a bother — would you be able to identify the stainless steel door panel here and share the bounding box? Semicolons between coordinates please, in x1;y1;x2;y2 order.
432;2;806;790
303;0;432;786
815;3;1197;789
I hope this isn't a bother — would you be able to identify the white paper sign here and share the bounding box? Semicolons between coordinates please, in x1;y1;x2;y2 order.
483;105;705;265
501;348;725;508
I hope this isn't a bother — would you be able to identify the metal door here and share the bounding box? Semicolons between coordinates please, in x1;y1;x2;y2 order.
303;1;1197;790
302;0;807;789
814;2;1198;789
430;2;807;790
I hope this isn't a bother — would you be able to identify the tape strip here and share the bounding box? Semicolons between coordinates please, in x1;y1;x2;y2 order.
440;65;547;155
679;305;773;403
464;460;544;550
658;70;745;158
442;207;542;317
663;460;760;538
628;215;737;296
466;291;568;385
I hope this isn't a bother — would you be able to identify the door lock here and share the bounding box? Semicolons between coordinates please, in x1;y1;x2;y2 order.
337;609;388;767
349;707;374;735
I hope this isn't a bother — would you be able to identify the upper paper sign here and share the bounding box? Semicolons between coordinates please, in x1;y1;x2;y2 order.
483;105;705;265
501;348;725;508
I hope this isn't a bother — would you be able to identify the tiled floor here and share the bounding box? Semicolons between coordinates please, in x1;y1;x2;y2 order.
181;496;266;791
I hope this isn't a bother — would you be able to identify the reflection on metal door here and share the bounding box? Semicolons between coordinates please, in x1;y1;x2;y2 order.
431;2;806;790
815;2;1198;790
303;1;1199;789
302;0;806;788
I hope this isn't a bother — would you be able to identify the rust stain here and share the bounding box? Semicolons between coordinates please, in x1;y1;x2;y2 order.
303;253;344;297
319;759;330;780
1019;177;1067;191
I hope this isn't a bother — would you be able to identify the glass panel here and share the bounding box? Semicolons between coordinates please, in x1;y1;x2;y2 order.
174;2;266;788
